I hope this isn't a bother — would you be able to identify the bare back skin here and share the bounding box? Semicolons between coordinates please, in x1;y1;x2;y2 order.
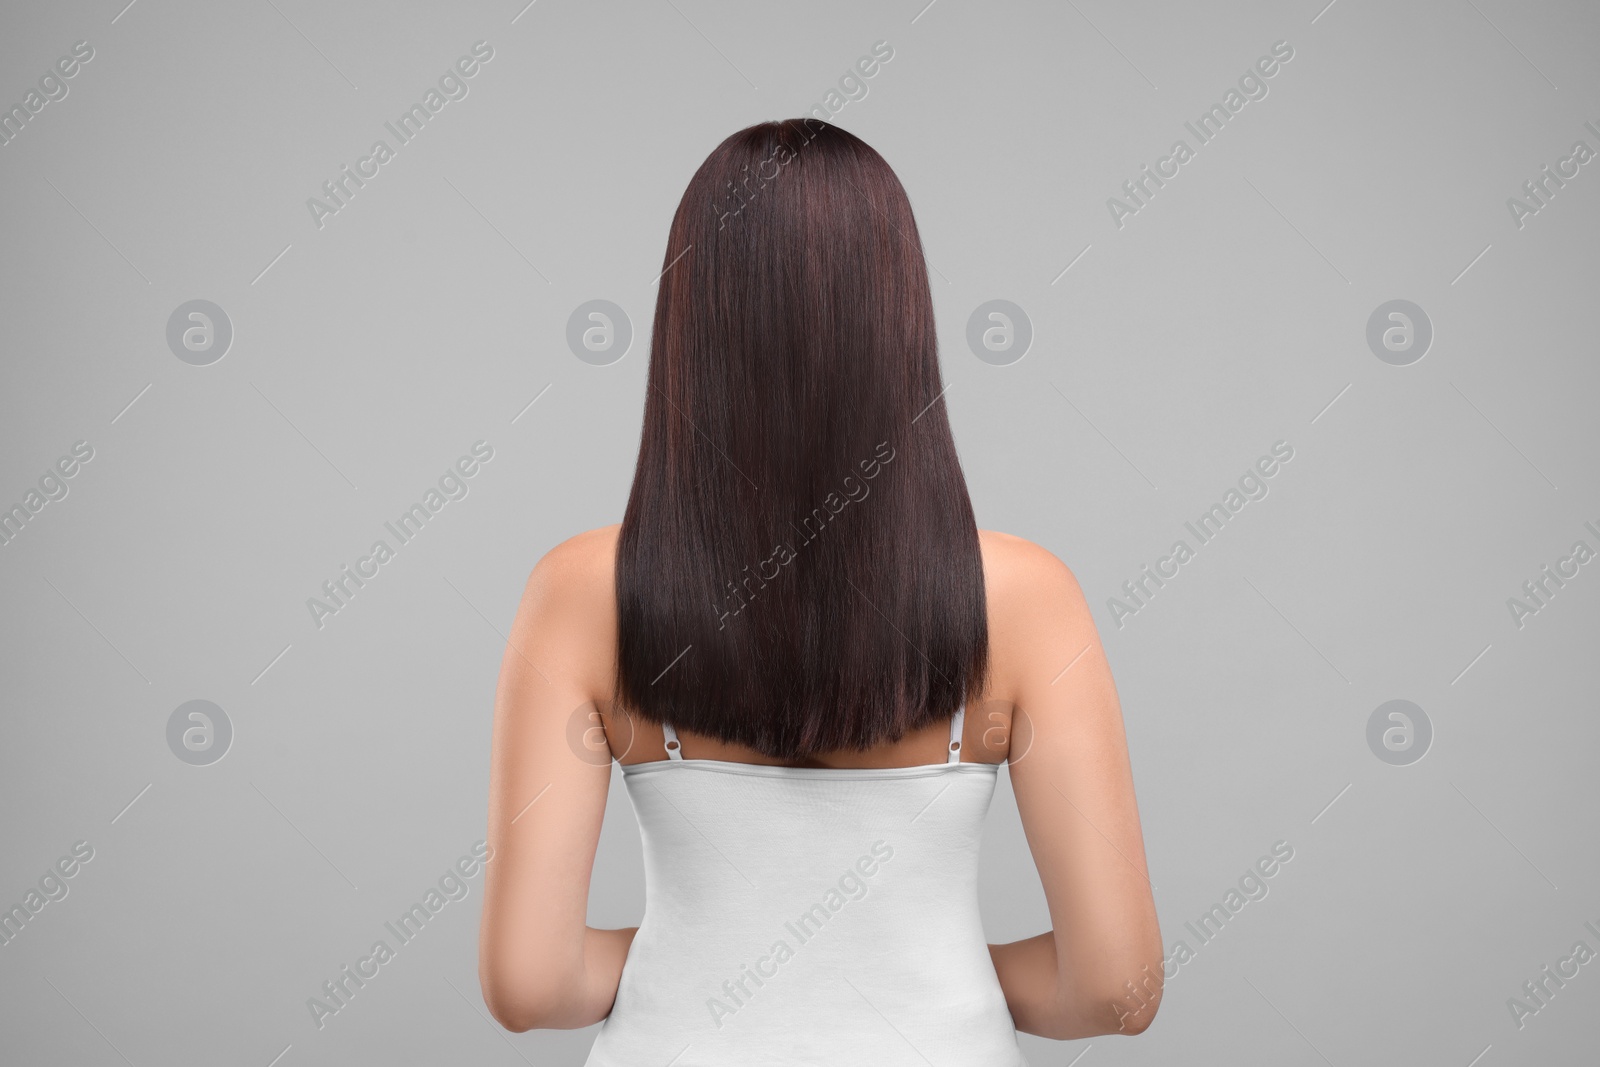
478;524;1163;1039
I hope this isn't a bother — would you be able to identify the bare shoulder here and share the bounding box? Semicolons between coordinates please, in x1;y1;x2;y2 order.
509;525;620;699
977;530;1097;703
977;529;1086;608
525;523;620;592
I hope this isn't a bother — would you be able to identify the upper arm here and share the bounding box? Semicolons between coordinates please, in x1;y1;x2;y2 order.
477;530;616;1029
992;537;1163;1026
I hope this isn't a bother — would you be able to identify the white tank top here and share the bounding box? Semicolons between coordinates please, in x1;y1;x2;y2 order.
584;707;1030;1066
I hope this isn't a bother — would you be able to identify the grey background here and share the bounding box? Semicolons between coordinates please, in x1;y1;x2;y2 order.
2;0;1596;1064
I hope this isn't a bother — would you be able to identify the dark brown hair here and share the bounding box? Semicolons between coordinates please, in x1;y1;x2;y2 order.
614;119;987;759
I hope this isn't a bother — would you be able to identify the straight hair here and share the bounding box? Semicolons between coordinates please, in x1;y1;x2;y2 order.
614;118;987;760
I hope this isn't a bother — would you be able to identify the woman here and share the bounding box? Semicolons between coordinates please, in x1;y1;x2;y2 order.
478;119;1162;1063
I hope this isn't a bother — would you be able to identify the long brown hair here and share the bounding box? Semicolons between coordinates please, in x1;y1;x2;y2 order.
614;119;987;760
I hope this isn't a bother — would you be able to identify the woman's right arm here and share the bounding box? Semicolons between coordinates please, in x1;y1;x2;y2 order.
986;535;1163;1039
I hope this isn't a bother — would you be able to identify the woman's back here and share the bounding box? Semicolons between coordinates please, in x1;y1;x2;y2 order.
563;525;1029;1062
588;710;1025;1064
578;523;1024;1062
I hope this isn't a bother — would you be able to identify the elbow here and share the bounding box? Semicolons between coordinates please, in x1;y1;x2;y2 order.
1062;965;1162;1038
1101;967;1163;1037
479;961;566;1033
480;979;537;1033
1028;980;1162;1041
1111;987;1161;1035
487;1007;536;1034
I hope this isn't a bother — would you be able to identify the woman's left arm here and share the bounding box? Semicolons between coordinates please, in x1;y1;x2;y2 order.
478;531;634;1032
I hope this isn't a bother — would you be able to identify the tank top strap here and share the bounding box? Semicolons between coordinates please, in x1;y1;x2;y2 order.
663;716;960;763
947;704;965;764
